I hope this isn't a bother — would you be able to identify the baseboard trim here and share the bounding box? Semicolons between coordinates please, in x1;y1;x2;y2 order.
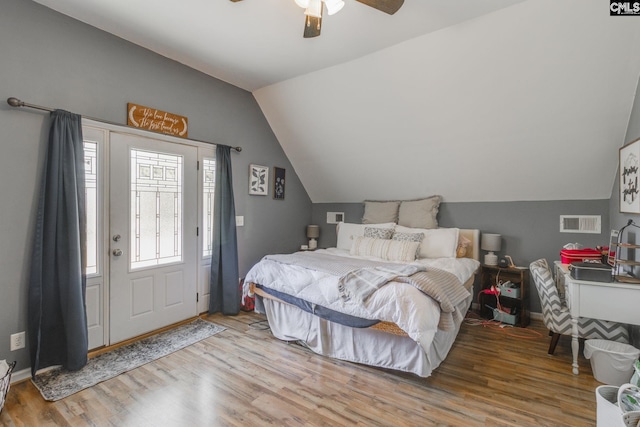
9;366;31;384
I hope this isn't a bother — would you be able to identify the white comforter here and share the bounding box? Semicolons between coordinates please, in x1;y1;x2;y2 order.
244;248;479;354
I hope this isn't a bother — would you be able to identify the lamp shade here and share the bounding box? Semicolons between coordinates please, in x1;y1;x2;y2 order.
324;0;345;15
307;225;320;238
304;0;322;17
481;233;501;252
295;0;310;8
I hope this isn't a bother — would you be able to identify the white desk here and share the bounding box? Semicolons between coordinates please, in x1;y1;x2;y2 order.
557;263;640;375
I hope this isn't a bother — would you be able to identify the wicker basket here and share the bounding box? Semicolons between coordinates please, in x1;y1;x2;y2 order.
0;361;16;415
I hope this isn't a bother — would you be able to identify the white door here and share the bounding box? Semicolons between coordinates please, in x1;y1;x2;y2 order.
109;132;198;344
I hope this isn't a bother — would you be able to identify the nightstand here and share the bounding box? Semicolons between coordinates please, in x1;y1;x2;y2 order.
479;264;530;327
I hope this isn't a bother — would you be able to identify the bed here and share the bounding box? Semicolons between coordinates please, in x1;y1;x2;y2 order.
244;219;480;378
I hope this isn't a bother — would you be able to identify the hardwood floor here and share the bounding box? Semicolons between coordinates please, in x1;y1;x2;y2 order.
1;311;602;426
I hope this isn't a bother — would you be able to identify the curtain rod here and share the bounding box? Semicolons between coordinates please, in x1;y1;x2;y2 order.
6;97;242;153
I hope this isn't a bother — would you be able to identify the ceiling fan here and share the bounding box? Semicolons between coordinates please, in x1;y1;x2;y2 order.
229;0;404;38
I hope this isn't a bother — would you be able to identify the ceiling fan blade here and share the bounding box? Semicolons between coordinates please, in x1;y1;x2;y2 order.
355;0;404;15
303;14;322;38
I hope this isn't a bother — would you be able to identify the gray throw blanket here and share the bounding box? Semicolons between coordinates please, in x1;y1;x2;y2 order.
396;271;470;331
339;266;468;331
337;265;425;303
265;252;469;331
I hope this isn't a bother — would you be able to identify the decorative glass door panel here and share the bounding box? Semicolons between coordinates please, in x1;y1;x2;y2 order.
202;157;215;258
130;149;183;269
84;140;99;275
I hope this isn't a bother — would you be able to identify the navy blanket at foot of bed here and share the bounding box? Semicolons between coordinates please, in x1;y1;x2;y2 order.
255;284;379;328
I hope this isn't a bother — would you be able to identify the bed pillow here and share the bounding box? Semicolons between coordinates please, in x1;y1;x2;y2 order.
397;196;441;229
350;236;420;262
362;201;400;224
364;227;394;240
336;222;395;250
395;225;459;259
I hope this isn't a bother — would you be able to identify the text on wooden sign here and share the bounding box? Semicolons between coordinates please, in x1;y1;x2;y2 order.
127;103;188;138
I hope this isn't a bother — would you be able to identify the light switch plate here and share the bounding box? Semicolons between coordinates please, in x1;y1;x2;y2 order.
236;216;244;226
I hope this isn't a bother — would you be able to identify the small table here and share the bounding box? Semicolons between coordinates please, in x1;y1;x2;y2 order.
557;263;640;375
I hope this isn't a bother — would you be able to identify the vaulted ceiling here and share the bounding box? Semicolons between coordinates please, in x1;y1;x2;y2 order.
32;0;640;203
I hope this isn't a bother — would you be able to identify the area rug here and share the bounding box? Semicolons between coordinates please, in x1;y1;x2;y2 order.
32;318;225;401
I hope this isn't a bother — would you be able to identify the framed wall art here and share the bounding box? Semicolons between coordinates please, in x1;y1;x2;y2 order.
249;164;268;196
620;138;640;213
273;167;285;200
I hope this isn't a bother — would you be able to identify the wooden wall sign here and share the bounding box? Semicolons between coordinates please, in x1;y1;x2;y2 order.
127;103;188;138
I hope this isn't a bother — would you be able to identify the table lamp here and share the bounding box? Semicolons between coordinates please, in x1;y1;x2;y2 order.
307;225;320;250
481;233;501;266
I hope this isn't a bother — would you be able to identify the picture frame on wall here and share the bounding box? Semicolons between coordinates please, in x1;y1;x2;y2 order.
273;167;285;200
620;138;640;213
249;164;268;196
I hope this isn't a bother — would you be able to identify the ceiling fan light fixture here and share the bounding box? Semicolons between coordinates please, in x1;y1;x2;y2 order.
295;0;310;8
304;0;322;18
324;0;344;15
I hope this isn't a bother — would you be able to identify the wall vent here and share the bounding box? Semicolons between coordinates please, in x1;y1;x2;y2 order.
560;215;601;234
327;212;345;224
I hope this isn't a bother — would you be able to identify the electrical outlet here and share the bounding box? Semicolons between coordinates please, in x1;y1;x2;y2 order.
10;331;25;351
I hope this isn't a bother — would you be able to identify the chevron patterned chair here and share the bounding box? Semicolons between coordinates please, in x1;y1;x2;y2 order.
529;258;630;355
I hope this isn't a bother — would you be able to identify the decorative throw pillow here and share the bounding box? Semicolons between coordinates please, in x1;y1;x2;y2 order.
362;200;400;224
336;222;396;251
392;232;425;243
364;227;394;240
397;196;441;229
350;236;420;263
456;234;472;258
392;232;425;259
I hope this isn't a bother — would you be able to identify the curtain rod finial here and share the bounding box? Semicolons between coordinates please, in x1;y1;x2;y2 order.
234;146;242;152
7;97;23;108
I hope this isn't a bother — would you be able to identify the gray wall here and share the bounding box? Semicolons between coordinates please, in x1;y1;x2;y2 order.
609;72;640;346
313;199;611;314
610;73;640;272
0;0;311;371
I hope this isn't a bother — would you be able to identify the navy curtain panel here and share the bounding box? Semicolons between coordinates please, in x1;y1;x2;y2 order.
209;145;240;315
28;110;88;376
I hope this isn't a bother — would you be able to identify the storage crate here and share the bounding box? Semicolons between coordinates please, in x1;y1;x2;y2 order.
499;282;521;298
0;361;16;415
492;308;518;325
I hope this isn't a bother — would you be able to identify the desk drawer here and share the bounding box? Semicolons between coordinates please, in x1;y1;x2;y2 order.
573;283;640;325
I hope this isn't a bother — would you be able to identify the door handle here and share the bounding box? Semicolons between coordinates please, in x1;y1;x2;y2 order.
112;234;121;242
112;249;123;257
